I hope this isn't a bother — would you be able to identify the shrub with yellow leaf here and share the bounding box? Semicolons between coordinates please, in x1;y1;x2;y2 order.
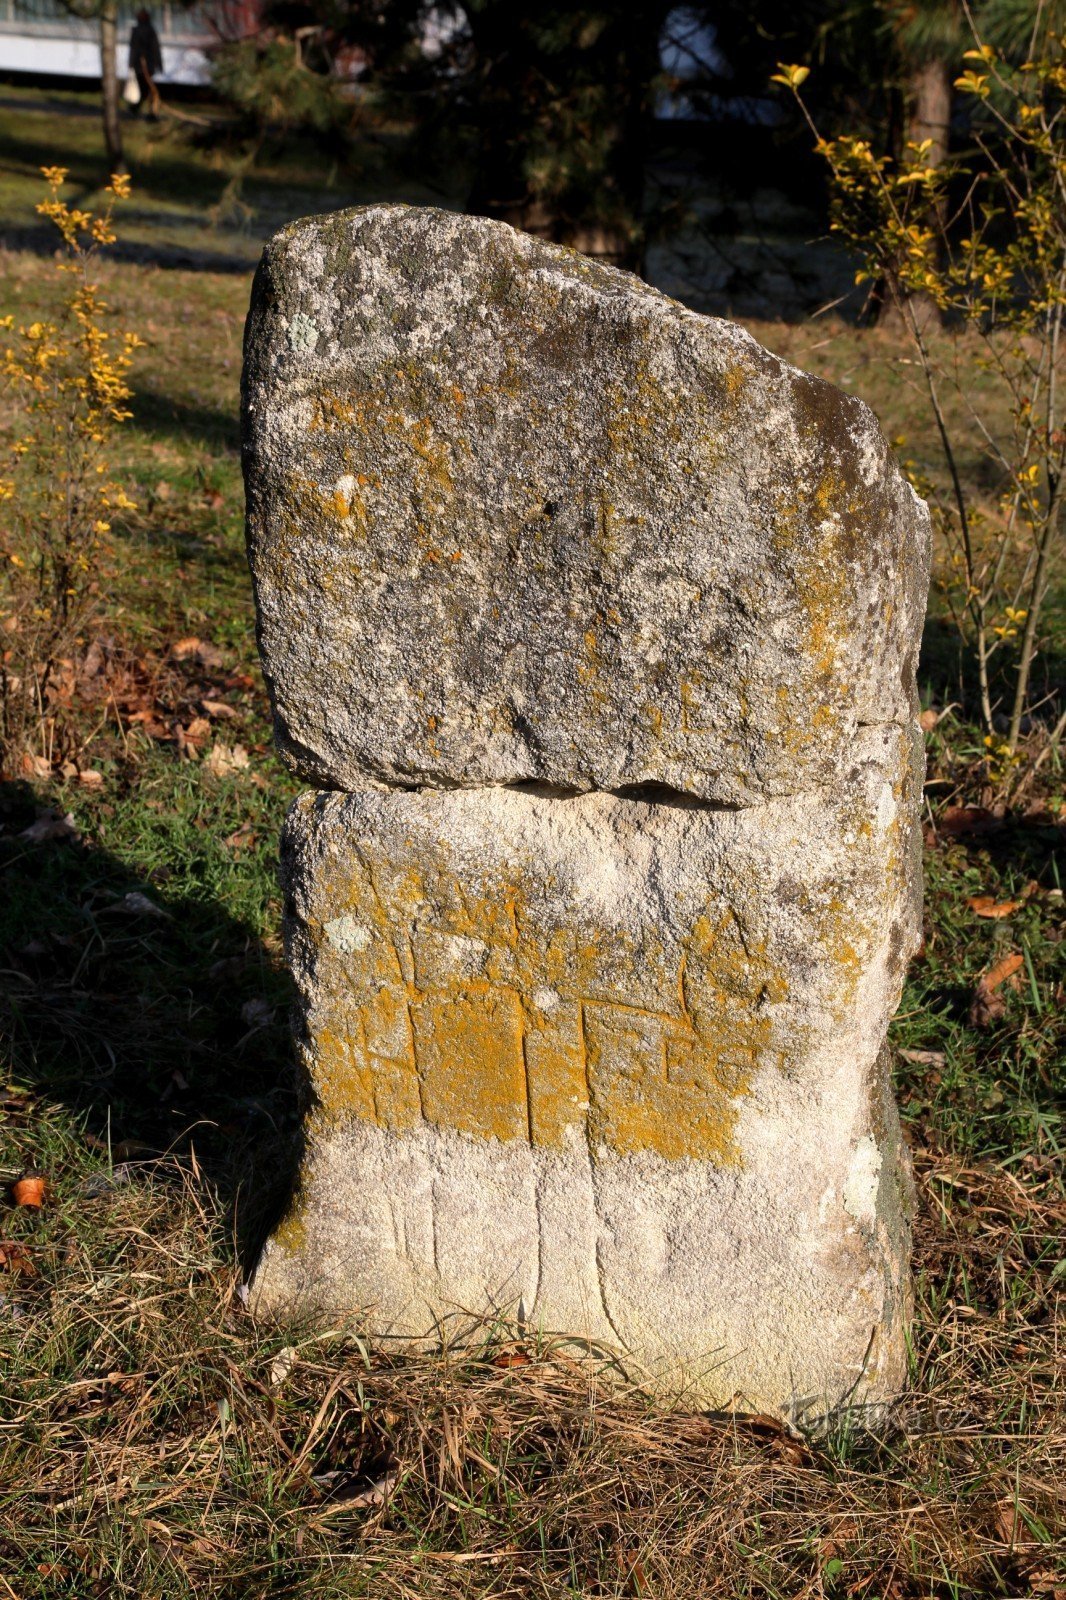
0;167;141;772
777;33;1066;790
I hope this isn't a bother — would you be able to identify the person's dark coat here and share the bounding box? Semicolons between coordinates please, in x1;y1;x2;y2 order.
129;17;162;79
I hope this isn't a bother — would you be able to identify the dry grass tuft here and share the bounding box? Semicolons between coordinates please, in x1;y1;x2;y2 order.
0;1141;1061;1598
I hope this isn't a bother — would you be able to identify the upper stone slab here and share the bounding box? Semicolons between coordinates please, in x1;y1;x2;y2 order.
243;205;930;804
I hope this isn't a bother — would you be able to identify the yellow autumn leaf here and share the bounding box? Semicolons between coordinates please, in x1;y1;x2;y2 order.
771;63;809;91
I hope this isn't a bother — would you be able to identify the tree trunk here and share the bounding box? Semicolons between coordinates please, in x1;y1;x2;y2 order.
877;56;952;330
99;0;125;173
907;57;952;178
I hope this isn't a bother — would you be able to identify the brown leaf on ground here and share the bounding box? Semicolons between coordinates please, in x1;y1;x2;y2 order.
118;891;169;919
985;951;1026;990
919;708;940;732
223;823;257;852
201;698;237;720
970;952;1025;1027
19;752;53;782
994;1499;1037;1548
240;997;273;1029
11;1174;45;1208
170;637;225;670
1026;1572;1066;1598
19;811;79;845
0;1241;35;1275
76;769;104;790
968;881;1038;919
203;742;250;779
967;895;1022;919
177;718;212;760
939;805;1002;836
126;709;171;739
898;1049;946;1067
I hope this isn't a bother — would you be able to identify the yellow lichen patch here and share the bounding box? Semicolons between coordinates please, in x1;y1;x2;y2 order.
521;997;591;1146
302;844;800;1168
411;984;528;1143
764;471;861;759
271;1202;309;1258
583;1000;745;1164
679;674;714;735
722;361;748;402
314;1023;377;1125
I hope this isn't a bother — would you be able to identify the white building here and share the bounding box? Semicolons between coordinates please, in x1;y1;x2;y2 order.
0;0;223;85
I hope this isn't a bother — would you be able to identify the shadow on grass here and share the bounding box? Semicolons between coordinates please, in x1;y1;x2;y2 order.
919;612;1066;720
132;383;241;453
0;221;257;276
0;777;304;1273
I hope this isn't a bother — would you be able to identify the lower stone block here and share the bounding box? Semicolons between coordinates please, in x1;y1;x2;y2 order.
253;724;920;1422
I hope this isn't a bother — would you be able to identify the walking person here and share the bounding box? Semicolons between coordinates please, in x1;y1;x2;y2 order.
128;9;163;120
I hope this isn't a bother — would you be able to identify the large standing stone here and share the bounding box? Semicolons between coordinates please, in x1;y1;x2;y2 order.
244;205;930;1422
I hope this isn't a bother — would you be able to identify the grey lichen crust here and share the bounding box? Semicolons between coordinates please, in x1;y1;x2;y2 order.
243;204;931;805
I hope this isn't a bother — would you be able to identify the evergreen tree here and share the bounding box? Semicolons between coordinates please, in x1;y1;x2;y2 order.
457;3;671;268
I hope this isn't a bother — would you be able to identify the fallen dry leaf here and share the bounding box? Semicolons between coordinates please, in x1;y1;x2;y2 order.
119;891;169;919
202;698;237;720
919;708;940;732
1026;1569;1066;1597
203;742;251;779
19;811;79;845
11;1174;45;1208
77;769;104;790
240;997;274;1029
970;952;1025;1028
994;1499;1039;1549
170;635;226;670
223;823;257;852
19;752;53;781
985;951;1026;990
492;1350;532;1369
968;881;1038;919
0;1241;35;1275
269;1346;296;1387
939;805;1002;836
968;895;1022;919
898;1048;946;1067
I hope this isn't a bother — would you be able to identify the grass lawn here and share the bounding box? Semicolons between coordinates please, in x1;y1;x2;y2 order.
0;89;1062;1598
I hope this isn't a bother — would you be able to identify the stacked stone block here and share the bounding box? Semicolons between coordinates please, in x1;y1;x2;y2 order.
242;205;930;1421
